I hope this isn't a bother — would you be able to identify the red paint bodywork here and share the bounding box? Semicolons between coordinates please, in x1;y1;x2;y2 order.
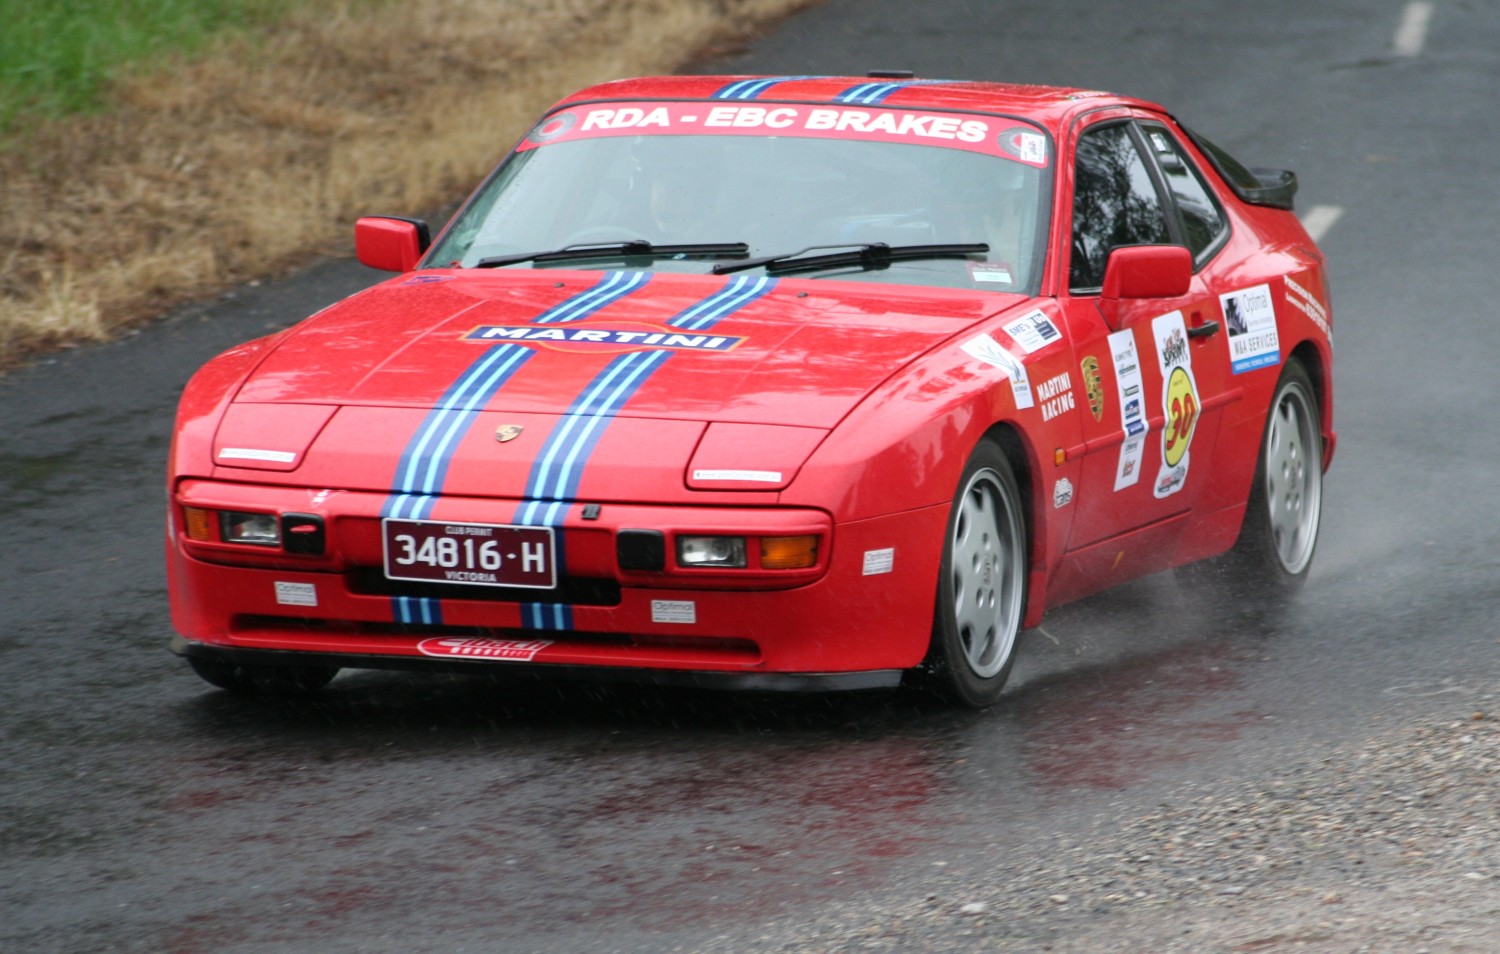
167;76;1334;690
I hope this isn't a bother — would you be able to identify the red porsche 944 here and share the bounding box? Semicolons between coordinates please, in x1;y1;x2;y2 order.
167;74;1333;706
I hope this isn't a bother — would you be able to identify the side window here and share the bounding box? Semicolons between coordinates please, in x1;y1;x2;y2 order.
1070;124;1170;291
1144;127;1228;261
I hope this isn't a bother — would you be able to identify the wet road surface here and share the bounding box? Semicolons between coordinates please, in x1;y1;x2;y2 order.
5;1;1500;951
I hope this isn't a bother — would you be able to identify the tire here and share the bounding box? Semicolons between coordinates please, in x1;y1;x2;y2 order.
1185;359;1323;599
922;438;1029;708
188;657;339;696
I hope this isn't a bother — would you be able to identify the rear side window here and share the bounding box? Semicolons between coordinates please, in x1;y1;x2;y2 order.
1144;126;1227;262
1070;123;1170;291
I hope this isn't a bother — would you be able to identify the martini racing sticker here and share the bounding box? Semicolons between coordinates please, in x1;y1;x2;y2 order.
1152;312;1200;499
1221;283;1280;374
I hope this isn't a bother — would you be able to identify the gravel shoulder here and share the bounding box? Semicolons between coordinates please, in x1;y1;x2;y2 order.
707;709;1499;953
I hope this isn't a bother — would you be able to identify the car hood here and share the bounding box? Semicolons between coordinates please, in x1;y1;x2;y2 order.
212;269;1024;497
235;269;1017;425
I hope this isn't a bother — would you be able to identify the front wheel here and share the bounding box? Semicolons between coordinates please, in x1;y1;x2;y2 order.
922;439;1029;708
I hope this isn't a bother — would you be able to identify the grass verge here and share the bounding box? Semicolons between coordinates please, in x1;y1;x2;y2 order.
0;0;814;367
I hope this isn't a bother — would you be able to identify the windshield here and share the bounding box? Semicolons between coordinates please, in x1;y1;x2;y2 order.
427;102;1050;292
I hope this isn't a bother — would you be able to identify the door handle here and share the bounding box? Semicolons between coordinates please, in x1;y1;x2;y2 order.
1187;319;1220;339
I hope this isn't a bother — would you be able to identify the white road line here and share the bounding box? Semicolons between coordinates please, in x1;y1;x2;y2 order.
1301;205;1344;243
1394;1;1434;57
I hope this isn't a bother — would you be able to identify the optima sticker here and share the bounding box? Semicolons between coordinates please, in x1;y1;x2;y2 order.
1221;283;1280;374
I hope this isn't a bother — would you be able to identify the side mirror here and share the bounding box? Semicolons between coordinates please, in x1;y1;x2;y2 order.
1100;244;1192;301
355;216;431;272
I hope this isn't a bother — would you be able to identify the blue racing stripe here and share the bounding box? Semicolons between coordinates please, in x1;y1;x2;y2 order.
381;271;652;626
385;343;534;521
712;75;825;100
668;274;775;330
510;274;776;632
835;79;955;105
534;270;650;324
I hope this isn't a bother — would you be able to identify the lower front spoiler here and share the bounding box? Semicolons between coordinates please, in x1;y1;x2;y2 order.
169;636;905;693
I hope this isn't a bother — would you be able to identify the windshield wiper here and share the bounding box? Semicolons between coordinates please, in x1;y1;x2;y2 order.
712;242;989;276
474;240;748;269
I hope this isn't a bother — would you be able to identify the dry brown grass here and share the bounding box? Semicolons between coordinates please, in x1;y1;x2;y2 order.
0;0;814;366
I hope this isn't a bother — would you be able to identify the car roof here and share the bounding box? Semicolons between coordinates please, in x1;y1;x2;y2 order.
552;75;1165;130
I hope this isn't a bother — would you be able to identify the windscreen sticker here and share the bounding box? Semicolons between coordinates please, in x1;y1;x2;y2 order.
522;101;1049;165
1283;273;1332;345
1002;310;1063;353
1221;283;1281;374
968;261;1014;284
961;333;1034;409
1152;312;1200;499
1108;330;1147;491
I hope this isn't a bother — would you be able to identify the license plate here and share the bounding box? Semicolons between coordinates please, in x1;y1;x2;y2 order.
382;519;555;589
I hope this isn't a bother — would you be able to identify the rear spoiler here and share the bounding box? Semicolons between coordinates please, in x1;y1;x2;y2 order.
1183;127;1298;211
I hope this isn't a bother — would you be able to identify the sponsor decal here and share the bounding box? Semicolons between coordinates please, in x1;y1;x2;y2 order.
274;581;317;607
1053;478;1074;509
1152;312;1201;499
968;261;1013;284
692;469;783;483
651;600;697;624
219;447;296;464
1221;283;1281;374
417;638;551;661
1080;356;1105;421
862;547;895;576
961;333;1034;409
1283;273;1333;345
1109;330;1147;490
998;126;1048;164
516;100;1048;166
1002;309;1062;353
464;324;742;353
1035;371;1076;422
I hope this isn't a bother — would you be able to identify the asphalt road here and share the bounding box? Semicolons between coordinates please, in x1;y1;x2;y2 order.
3;1;1498;951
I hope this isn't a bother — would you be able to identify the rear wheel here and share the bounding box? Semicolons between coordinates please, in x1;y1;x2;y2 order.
923;439;1028;708
1184;359;1323;599
188;657;339;695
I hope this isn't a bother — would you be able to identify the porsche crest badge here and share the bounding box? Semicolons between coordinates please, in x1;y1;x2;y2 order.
495;424;524;443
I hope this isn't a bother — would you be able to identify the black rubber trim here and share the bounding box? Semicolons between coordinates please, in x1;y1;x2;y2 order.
169;636;903;693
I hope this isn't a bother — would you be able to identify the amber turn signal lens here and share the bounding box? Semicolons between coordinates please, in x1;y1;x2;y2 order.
760;535;817;569
183;507;214;541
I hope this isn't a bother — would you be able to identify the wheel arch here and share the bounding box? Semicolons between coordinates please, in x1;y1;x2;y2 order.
975;420;1050;628
1287;338;1334;470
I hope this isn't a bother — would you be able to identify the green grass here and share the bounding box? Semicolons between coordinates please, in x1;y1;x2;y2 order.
0;0;305;133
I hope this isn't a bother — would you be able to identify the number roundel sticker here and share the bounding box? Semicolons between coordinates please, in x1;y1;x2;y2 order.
1151;311;1199;499
1162;365;1198;468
